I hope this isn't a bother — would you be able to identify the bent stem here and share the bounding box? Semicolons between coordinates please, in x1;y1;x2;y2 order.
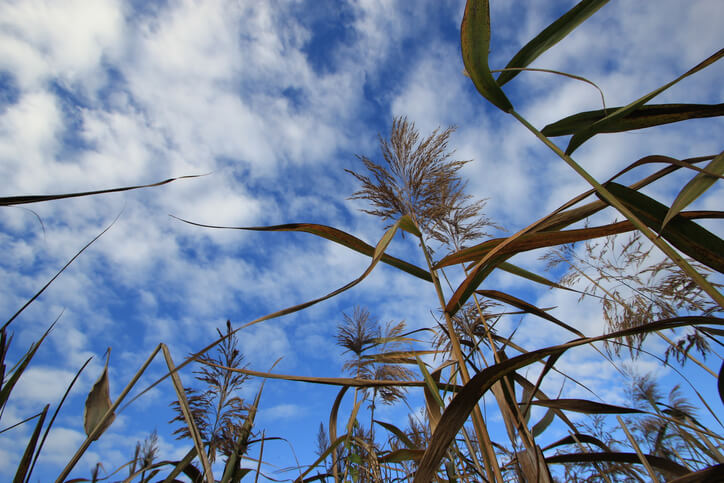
509;109;724;310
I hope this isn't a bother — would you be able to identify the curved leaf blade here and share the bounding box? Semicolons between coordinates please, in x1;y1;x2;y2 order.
412;316;724;482
543;103;724;137
566;48;724;154
172;216;432;282
545;451;688;477
477;289;584;337
0;174;202;206
83;350;115;442
601;182;724;273
461;0;513;112
497;0;609;86
526;398;643;414
662;150;724;229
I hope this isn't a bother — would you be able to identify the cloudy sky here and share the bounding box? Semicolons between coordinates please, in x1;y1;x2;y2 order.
1;0;722;480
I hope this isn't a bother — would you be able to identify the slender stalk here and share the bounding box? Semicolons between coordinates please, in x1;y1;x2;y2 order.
509;110;724;310
419;237;504;483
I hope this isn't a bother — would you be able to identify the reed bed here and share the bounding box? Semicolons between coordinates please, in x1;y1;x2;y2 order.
2;1;722;481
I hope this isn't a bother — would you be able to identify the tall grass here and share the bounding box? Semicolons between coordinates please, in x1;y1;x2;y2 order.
2;0;722;481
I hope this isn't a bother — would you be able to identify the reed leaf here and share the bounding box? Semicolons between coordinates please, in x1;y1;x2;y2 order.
413;316;723;481
378;449;424;463
161;345;213;483
460;0;512;112
667;464;724;483
545;451;688;477
542;433;612;452
662;150;724;229
497;0;609;86
14;404;48;483
476;289;584;337
542;103;724;137
525;399;643;414
83;350;115;442
0;174;201;206
566;48;724;154
373;420;415;449
0;322;54;412
171;216;432;282
600;182;724;273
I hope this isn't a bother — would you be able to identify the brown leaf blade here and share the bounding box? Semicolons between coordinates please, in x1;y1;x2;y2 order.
0;174;202;206
83;350;115;441
172;217;432;282
527;398;643;414
545;451;688;477
412;316;723;482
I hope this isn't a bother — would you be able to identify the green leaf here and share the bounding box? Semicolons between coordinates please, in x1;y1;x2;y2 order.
416;356;445;409
531;408;555;438
566;48;724;154
0;324;54;412
497;0;609;86
373;420;416;449
601;182;724;273
542;103;724;137
460;0;513;112
662;150;724;229
13;404;48;483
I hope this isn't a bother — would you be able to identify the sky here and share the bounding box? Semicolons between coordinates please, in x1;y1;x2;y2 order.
1;0;722;481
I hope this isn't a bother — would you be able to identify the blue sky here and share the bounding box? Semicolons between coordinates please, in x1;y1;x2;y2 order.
1;0;723;481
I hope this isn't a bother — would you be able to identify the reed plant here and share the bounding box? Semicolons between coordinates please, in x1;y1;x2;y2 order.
2;0;722;481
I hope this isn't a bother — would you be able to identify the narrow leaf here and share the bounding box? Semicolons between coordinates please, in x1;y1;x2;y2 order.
497;0;609;86
0;323;55;411
667;464;724;483
566;49;724;154
461;0;513;111
373;420;415;449
663;150;724;228
542;433;612;452
172;216;432;282
601;182;724;273
498;262;580;294
13;404;48;483
531;408;555;438
526;398;643;414
412;316;723;482
0;174;201;206
161;345;213;483
546;451;688;477
477;289;584;337
83;349;115;441
542;103;724;137
379;449;424;463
